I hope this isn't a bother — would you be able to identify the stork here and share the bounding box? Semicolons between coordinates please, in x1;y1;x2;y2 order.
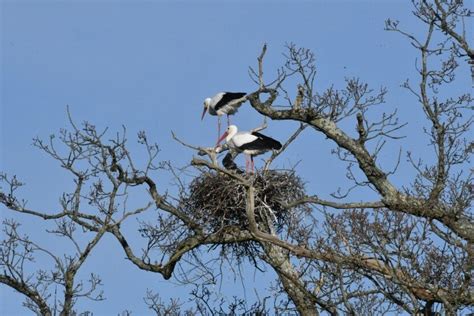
201;92;247;143
217;125;282;172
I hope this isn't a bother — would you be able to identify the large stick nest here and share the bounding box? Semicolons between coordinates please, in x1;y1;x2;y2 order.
180;170;309;234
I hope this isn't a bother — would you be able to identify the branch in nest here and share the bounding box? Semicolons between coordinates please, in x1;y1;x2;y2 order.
191;157;250;186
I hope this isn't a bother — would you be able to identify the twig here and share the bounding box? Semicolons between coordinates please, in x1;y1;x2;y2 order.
171;131;220;166
258;43;267;90
264;123;307;171
250;118;268;133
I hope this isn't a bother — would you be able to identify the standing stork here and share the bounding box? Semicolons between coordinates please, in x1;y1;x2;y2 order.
217;125;282;172
201;92;247;143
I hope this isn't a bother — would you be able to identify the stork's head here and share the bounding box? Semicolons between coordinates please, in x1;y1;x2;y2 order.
201;98;212;120
217;125;238;145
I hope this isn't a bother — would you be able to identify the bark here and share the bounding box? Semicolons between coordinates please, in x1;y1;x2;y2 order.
262;242;321;316
0;275;52;316
247;91;474;243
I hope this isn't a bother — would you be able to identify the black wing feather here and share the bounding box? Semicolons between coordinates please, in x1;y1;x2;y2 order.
240;132;282;151
214;92;247;111
222;152;243;173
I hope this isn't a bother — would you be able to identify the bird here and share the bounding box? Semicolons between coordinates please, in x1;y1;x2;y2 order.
222;152;243;174
294;84;304;109
201;92;247;143
217;125;282;172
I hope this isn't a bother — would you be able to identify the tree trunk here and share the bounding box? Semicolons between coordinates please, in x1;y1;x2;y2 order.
261;242;320;316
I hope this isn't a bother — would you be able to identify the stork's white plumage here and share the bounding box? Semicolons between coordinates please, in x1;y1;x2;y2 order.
201;92;247;143
217;125;282;172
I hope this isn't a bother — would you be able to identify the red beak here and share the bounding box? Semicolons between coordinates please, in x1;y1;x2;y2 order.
217;131;228;145
201;107;207;120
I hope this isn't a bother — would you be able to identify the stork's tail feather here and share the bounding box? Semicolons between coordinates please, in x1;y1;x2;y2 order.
273;140;282;150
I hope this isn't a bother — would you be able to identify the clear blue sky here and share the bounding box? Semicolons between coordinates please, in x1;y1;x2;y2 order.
1;1;472;315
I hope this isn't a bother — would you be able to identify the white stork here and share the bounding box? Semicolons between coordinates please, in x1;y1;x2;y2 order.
201;92;247;143
217;125;282;172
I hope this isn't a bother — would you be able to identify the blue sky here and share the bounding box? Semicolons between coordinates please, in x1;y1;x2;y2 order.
2;1;472;315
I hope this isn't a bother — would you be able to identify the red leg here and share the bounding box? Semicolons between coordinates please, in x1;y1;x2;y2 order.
251;156;255;173
217;117;221;145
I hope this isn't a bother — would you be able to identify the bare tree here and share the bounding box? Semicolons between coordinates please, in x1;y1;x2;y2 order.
1;1;472;315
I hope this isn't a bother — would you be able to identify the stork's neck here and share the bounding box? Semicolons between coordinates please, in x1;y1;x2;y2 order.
226;126;238;142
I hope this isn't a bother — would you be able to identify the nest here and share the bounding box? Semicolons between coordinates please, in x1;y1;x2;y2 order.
180;169;309;236
180;169;309;260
